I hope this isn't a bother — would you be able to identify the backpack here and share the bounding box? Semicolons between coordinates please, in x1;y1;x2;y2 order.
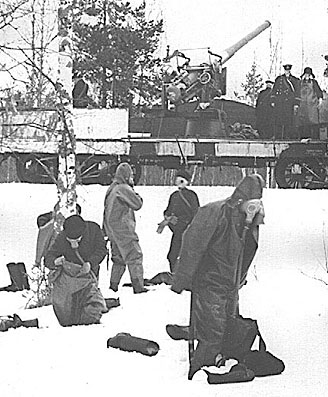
222;315;258;361
222;315;285;377
166;315;285;381
241;331;285;377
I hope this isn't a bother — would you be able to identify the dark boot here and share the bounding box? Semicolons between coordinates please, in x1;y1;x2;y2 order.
131;278;148;294
0;314;38;332
16;262;30;290
0;263;21;292
20;318;39;328
109;282;119;292
104;298;120;311
0;315;19;331
166;324;189;340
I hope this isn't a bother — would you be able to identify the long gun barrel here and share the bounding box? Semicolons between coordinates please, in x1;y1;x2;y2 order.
218;20;271;65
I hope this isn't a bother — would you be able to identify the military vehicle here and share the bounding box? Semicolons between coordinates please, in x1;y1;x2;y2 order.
1;20;328;188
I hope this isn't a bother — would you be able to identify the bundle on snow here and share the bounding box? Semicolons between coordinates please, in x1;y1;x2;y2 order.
242;349;285;377
204;315;285;382
205;363;255;384
123;271;173;287
167;315;285;382
107;333;159;356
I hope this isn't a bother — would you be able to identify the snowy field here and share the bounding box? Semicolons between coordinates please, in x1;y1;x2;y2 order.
0;183;328;397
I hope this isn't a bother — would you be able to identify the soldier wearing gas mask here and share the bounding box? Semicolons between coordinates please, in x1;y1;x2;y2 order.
158;169;200;273
103;162;146;294
171;174;265;379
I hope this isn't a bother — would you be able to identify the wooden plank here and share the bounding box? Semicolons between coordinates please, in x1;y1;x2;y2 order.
155;141;195;156
215;141;290;157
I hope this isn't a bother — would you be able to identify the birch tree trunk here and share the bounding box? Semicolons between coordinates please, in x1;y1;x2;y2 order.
55;0;77;233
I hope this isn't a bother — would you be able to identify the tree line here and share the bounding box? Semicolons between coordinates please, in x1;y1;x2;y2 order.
0;0;163;113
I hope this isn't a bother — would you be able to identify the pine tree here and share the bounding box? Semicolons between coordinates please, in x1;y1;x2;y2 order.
241;62;264;107
73;0;163;111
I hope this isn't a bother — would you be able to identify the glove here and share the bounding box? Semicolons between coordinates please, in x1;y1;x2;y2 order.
170;285;182;294
80;262;91;274
62;260;80;275
171;274;190;294
156;219;169;234
54;256;65;267
168;215;178;225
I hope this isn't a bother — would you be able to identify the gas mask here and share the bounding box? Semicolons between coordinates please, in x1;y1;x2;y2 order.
175;177;188;189
128;175;134;187
66;235;83;249
240;199;265;225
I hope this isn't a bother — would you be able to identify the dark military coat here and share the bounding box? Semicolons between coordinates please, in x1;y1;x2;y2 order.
271;74;301;126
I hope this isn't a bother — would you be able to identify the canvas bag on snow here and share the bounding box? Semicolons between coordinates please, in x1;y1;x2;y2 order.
222;315;285;377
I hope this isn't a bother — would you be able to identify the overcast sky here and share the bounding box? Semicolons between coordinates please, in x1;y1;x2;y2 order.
147;0;328;96
1;0;328;98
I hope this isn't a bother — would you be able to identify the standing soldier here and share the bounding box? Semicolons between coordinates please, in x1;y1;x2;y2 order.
298;67;323;139
171;174;265;380
255;80;274;139
103;162;146;294
271;64;301;139
158;169;199;273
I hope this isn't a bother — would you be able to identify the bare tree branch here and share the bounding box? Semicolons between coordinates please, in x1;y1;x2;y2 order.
0;0;31;31
300;270;328;286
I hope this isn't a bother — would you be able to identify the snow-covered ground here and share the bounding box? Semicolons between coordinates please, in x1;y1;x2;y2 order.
0;183;328;397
